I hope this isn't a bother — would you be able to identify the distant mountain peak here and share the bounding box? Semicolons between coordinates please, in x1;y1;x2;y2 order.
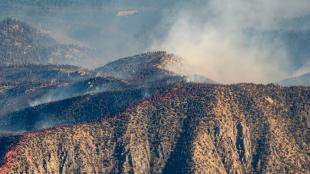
0;18;92;67
0;18;33;33
95;51;183;84
146;51;186;72
95;51;214;85
0;18;55;66
0;18;54;43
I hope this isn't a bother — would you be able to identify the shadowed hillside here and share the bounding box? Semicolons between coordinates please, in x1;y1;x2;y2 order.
0;52;200;117
1;83;309;173
0;84;175;132
0;64;91;116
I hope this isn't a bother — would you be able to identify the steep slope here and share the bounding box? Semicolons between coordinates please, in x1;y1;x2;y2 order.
0;76;129;117
279;73;310;86
0;134;21;166
0;18;55;65
0;80;64;117
0;84;173;132
26;76;129;107
0;65;131;116
95;51;214;86
1;83;309;174
0;18;93;67
0;64;90;116
0;51;212;117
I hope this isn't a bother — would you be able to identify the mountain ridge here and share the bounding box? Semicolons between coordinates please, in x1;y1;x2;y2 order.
95;51;214;85
0;83;309;173
0;18;93;67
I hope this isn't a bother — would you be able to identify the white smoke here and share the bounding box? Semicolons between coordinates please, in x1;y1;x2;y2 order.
151;0;310;83
292;60;310;77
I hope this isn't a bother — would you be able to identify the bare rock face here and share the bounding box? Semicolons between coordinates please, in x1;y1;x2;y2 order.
0;83;309;174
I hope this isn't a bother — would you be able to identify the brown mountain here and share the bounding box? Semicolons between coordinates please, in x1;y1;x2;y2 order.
0;83;309;174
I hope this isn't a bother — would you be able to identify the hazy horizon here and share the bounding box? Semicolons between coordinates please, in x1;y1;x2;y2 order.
1;0;309;83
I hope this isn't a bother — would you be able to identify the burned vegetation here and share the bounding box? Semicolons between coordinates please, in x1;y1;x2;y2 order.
0;83;309;174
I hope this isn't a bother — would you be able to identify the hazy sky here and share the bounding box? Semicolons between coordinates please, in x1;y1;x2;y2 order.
0;0;309;83
152;0;310;83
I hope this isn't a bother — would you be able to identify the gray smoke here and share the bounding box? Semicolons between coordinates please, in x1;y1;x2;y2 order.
1;0;309;83
151;0;310;83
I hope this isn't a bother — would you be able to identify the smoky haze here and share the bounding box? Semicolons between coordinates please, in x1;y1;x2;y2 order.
0;0;172;67
0;0;309;83
151;0;310;83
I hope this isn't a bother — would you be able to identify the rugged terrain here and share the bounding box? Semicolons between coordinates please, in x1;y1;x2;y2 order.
0;64;91;116
95;51;213;86
0;18;93;67
0;5;309;174
0;50;197;116
0;85;173;132
0;83;309;174
0;49;308;173
0;19;308;173
0;51;195;130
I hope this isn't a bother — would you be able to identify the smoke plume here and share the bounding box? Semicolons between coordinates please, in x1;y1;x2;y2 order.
151;0;310;83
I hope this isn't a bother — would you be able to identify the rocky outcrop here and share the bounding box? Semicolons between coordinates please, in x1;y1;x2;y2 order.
1;83;309;174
